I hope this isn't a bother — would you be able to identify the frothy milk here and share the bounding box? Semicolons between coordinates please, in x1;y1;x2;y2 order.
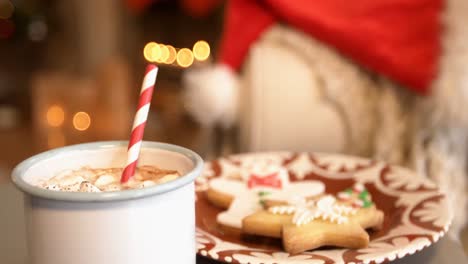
38;166;180;192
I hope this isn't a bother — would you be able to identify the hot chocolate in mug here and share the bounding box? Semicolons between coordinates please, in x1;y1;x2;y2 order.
12;141;203;264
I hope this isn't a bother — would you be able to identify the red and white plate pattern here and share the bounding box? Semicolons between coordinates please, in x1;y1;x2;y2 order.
195;152;452;264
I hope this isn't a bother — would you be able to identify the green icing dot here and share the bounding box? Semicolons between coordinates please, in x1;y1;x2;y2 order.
345;188;353;194
358;190;370;200
258;191;271;207
363;200;373;208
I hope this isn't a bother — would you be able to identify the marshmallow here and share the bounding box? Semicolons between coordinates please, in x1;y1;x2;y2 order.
54;176;85;187
79;181;101;192
94;174;116;187
142;180;156;187
100;184;122;192
62;182;82;192
43;184;61;191
157;174;179;184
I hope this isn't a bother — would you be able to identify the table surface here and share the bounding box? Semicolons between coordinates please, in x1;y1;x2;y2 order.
1;183;466;264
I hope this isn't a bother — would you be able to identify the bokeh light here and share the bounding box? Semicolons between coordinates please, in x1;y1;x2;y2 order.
73;111;91;131
0;1;14;19
165;45;177;64
177;48;194;68
143;42;161;62
158;44;169;63
193;40;210;61
46;105;65;127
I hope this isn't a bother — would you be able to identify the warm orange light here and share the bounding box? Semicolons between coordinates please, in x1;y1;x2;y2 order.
143;42;161;62
73;111;91;131
158;44;169;63
47;130;65;149
177;48;194;68
193;40;210;61
165;45;177;64
0;1;14;19
46;105;65;127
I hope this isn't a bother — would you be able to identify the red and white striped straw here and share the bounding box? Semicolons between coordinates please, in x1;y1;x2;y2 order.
121;64;158;183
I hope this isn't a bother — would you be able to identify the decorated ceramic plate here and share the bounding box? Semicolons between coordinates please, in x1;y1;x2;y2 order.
195;152;452;264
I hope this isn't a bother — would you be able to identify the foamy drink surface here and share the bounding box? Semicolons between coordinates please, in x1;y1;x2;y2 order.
38;166;181;192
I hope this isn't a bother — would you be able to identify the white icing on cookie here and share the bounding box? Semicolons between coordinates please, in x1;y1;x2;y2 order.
208;166;325;229
267;182;325;201
217;192;261;228
209;179;247;197
269;195;357;226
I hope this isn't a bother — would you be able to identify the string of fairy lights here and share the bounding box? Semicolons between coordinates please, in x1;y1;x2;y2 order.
143;40;210;67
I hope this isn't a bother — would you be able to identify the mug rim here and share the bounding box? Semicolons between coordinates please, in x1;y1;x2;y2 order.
11;141;204;202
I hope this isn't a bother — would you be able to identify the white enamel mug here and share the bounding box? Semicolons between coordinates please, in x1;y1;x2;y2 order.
11;141;203;264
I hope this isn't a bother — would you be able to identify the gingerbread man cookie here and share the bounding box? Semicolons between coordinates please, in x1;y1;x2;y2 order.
206;163;325;230
242;183;384;254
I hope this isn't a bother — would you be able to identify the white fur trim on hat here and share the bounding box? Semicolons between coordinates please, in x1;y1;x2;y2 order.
428;0;468;126
182;64;239;128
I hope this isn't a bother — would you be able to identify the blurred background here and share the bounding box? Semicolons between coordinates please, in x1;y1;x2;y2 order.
1;0;468;257
0;0;225;176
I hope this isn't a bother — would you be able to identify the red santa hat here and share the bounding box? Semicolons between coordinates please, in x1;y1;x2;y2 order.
183;0;448;128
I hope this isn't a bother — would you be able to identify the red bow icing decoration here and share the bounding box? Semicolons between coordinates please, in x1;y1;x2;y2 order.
247;173;283;189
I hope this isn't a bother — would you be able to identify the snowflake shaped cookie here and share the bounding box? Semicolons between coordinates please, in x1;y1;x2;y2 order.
242;184;385;254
